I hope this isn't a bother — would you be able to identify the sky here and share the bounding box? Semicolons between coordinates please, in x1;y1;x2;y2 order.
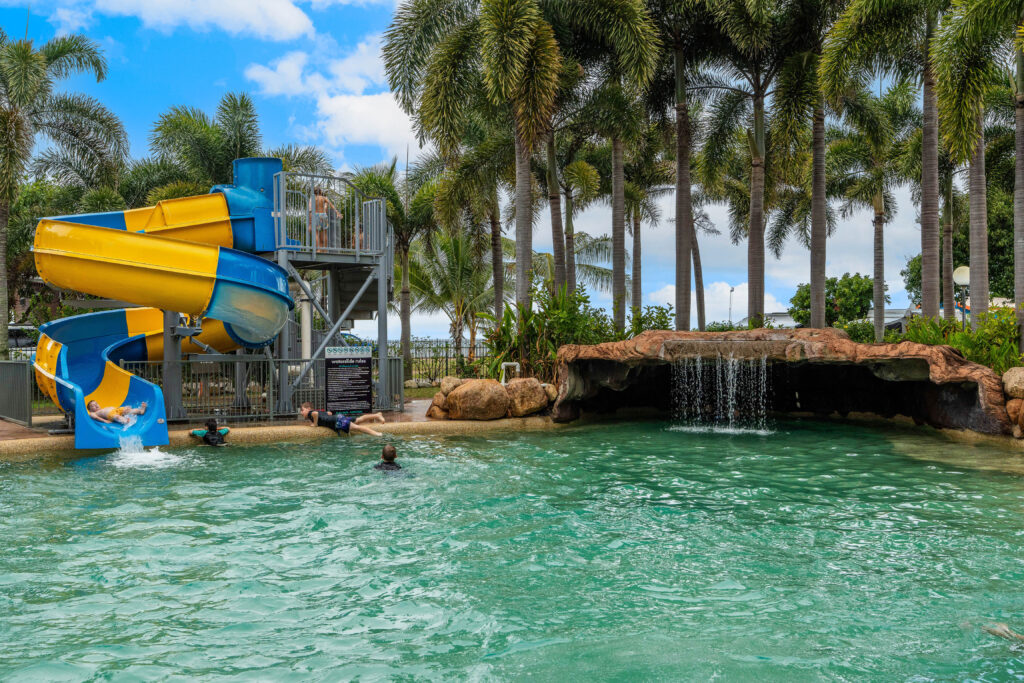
0;0;926;339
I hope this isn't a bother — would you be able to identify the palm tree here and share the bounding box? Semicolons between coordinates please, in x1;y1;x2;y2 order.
932;1;1021;337
701;0;817;325
408;229;497;358
267;144;334;176
561;158;602;292
503;232;622;297
625;122;674;308
0;31;127;357
645;0;722;330
821;0;948;320
830;83;919;340
383;0;658;311
349;158;438;373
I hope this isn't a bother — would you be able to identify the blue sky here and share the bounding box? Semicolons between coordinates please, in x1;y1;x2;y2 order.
1;0;923;338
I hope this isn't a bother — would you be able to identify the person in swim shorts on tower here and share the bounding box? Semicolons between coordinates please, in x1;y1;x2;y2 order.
300;402;385;437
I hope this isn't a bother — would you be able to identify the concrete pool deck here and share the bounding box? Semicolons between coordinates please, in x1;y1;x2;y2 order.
0;400;564;462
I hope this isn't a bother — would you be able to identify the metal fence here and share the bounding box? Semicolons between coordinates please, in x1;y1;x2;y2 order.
274;171;388;256
0;361;32;425
389;340;494;383
121;355;404;422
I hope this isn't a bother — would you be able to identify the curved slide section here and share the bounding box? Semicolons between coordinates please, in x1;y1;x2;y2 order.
32;158;293;449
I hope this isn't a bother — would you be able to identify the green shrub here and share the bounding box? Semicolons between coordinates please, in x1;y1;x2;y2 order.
903;310;1024;374
627;304;674;336
836;320;876;344
481;287;617;383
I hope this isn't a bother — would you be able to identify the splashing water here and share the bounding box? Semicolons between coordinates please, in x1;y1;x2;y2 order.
671;353;771;433
109;433;182;469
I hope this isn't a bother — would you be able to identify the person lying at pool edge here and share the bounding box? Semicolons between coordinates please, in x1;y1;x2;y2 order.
374;444;401;471
87;400;147;424
299;402;385;437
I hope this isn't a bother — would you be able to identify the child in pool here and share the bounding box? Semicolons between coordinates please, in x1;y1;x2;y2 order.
299;402;385;437
374;444;401;471
190;418;230;446
87;400;147;424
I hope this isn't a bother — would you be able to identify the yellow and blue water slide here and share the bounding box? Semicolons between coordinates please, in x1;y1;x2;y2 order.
32;158;293;449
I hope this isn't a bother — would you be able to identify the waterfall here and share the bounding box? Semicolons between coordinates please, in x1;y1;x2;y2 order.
671;354;771;433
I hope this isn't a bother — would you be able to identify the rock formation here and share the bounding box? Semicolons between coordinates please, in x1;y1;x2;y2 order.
552;328;1012;435
506;378;549;417
446;379;511;421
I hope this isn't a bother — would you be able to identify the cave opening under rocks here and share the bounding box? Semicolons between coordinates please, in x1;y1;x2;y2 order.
559;357;985;430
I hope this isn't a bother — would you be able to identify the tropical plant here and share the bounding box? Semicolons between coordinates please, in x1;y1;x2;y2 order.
829;82;920;340
0;31;127;357
700;0;819;325
482;286;615;382
408;229;498;359
932;0;1022;341
351;157;439;373
821;0;948;319
383;0;659;311
503;232;623;297
904;309;1023;373
560;155;602;293
625;121;674;309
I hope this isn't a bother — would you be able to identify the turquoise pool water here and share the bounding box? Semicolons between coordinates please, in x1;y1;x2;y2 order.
2;421;1024;680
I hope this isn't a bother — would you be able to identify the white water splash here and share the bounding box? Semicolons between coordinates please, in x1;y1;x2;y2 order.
108;434;183;469
672;354;773;433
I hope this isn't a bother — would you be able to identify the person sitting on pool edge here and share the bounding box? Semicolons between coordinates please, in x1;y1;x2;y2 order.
87;400;147;424
190;418;229;446
299;402;385;437
374;444;401;471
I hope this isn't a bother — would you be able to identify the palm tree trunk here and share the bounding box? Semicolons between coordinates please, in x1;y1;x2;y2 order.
1016;49;1024;347
969;108;989;329
632;213;642;314
490;205;503;320
400;245;412;375
514;130;533;310
564;189;577;293
748;95;766;326
942;175;955;320
810;98;827;329
920;15;941;319
693;231;706;331
612;136;626;332
546;130;566;293
873;209;885;343
0;201;8;359
674;53;693;331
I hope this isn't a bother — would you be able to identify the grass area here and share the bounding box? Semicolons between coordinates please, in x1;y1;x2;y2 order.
405;386;439;400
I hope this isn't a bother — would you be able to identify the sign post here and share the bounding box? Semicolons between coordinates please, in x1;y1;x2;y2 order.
324;345;373;416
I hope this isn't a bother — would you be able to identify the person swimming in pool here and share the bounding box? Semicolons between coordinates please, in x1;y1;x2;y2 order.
87;400;147;424
374;444;401;471
299;402;385;437
985;623;1024;643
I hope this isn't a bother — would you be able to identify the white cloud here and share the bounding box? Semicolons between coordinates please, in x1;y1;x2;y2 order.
40;0;314;40
246;33;422;161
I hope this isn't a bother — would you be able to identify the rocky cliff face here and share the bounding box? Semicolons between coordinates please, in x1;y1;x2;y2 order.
553;329;1012;435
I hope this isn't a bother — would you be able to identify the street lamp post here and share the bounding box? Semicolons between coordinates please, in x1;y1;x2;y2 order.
953;266;970;331
728;286;735;327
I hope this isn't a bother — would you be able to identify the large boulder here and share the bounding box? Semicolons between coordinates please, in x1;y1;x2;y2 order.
542;383;558;403
506;378;549;417
1003;367;1024;399
426;391;449;420
440;376;463;396
447;379;509;420
1007;398;1024;425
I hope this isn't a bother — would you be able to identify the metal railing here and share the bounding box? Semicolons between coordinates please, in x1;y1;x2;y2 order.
0;361;32;425
388;340;493;383
121;355;403;422
273;171;388;257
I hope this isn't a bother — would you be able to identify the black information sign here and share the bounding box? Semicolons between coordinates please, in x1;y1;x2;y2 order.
325;347;372;415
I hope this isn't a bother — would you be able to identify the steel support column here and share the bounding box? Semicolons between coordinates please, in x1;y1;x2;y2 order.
163;310;186;420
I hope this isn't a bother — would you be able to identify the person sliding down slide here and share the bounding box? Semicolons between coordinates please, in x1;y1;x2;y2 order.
300;402;385;437
87;401;147;425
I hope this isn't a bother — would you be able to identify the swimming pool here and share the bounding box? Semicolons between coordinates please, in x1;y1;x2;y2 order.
2;420;1023;680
